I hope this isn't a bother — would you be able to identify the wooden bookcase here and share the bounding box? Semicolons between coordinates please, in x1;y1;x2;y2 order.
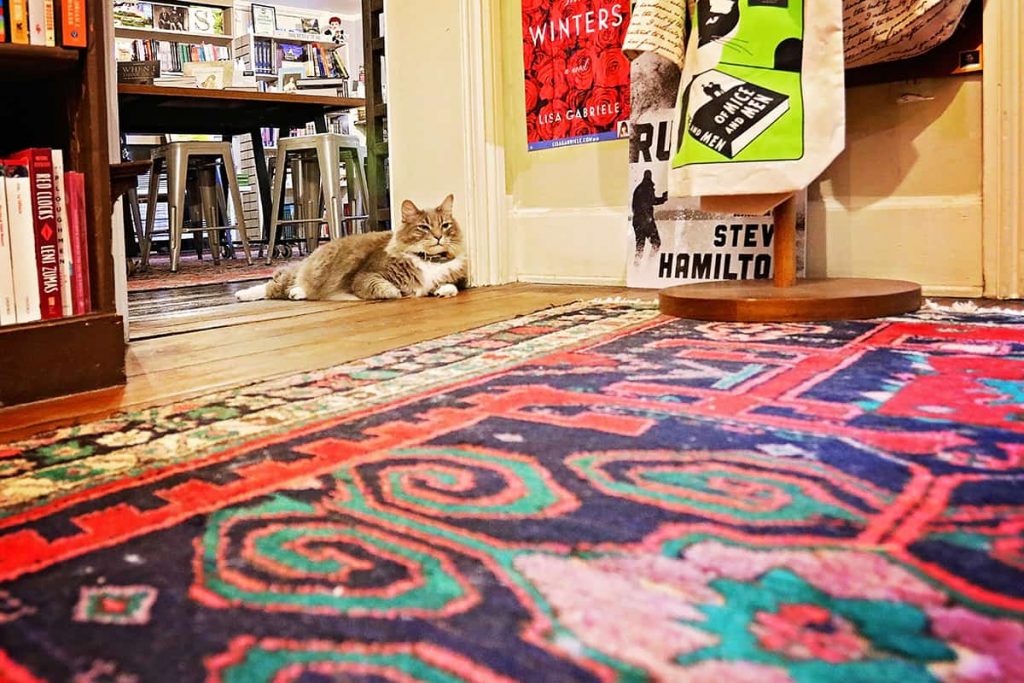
0;9;125;406
113;0;235;72
362;0;389;231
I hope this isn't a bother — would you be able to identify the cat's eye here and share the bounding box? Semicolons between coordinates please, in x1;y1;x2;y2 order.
416;224;430;232
442;222;452;231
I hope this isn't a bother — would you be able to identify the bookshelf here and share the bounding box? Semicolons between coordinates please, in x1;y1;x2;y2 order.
362;0;389;230
114;0;235;71
0;3;124;405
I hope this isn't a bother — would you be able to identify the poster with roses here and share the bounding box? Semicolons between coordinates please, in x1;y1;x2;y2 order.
521;0;632;151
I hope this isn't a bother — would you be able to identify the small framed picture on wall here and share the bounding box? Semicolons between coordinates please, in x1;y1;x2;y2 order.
251;3;277;36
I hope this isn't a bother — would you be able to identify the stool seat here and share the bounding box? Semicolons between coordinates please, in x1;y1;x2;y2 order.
141;141;253;272
266;133;370;264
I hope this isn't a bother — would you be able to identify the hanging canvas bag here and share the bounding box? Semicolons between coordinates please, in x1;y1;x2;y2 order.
627;0;845;198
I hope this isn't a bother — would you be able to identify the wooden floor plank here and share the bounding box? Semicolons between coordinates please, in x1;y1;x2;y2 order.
0;284;651;441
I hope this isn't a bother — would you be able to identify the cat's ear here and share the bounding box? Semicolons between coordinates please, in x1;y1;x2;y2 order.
401;199;422;224
438;194;454;217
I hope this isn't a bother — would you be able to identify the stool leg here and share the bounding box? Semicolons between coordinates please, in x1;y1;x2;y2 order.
141;158;162;267
316;140;343;241
197;164;221;265
185;175;204;260
266;148;288;265
293;155;322;252
346;149;370;234
220;152;253;266
167;148;189;273
126;187;145;257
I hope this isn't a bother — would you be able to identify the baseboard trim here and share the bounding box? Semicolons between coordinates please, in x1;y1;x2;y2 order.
920;285;984;298
516;274;627;286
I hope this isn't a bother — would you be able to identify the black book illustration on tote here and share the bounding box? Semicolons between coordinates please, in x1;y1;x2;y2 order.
686;70;790;159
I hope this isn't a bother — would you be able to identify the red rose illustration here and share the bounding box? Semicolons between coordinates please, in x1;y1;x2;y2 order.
595;49;629;88
524;79;540;113
538;100;571;140
570;117;598;137
534;54;569;101
583;87;620;128
522;0;550;14
565;49;596;91
618;84;631;116
526;114;540;143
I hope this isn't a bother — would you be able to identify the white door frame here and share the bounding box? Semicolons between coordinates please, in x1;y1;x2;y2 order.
454;0;512;286
982;0;1023;299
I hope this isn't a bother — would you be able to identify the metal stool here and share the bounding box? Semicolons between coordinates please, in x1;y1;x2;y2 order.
265;133;369;264
141;141;253;272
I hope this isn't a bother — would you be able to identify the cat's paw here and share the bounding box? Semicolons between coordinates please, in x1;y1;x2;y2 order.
235;283;267;302
288;286;308;300
432;284;458;298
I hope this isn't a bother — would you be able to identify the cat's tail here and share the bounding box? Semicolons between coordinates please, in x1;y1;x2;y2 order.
235;266;297;302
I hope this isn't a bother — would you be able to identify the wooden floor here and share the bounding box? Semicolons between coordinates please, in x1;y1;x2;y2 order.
0;284;652;442
2;284;1018;443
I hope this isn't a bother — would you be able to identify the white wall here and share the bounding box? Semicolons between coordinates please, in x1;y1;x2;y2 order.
386;3;984;296
385;1;473;216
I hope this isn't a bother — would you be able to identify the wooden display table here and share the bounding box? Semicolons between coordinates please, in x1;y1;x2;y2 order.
659;194;922;322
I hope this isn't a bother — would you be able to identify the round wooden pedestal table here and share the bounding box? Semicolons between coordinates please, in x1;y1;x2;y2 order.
658;194;922;322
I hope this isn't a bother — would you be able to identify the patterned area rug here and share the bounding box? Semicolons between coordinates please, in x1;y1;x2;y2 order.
1;301;1023;682
127;255;285;292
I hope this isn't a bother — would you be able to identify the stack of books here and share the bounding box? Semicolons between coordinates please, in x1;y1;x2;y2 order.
296;78;349;97
115;38;230;72
0;148;91;327
153;73;196;86
1;0;87;47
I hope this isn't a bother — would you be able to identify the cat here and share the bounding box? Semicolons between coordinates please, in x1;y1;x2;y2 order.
235;195;466;303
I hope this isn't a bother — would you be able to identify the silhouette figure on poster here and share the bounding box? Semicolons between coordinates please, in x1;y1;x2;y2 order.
632;170;669;259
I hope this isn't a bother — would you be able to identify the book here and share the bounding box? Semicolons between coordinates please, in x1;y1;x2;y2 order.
51;149;72;316
9;0;28;43
65;171;89;315
154;3;186;31
60;0;86;47
0;163;16;326
113;2;153;29
4;160;41;324
41;0;53;45
687;71;791;159
27;0;43;44
8;149;62;319
188;5;222;35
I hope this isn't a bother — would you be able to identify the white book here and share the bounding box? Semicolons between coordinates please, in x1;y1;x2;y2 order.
51;150;73;317
5;168;42;324
0;166;17;326
27;0;46;45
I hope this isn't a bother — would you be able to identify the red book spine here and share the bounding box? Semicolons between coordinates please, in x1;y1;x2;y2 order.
65;172;85;315
61;0;87;47
10;149;63;319
70;172;91;313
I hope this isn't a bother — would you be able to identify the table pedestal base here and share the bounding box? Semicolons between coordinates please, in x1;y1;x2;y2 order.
658;278;922;322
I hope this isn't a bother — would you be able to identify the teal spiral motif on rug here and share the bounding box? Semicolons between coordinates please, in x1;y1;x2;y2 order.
2;302;1024;681
193;494;479;618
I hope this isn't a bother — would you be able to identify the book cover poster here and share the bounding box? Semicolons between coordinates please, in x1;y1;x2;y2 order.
673;0;805;168
627;54;804;288
154;4;187;31
521;0;632;151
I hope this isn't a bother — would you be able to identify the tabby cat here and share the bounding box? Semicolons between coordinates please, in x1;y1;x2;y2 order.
235;195;465;302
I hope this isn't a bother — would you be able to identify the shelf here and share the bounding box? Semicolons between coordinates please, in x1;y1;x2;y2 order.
0;43;82;80
0;313;125;406
115;26;233;45
252;32;339;46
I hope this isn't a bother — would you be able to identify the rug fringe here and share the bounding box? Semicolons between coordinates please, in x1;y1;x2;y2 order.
923;299;1024;316
588;296;658;307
